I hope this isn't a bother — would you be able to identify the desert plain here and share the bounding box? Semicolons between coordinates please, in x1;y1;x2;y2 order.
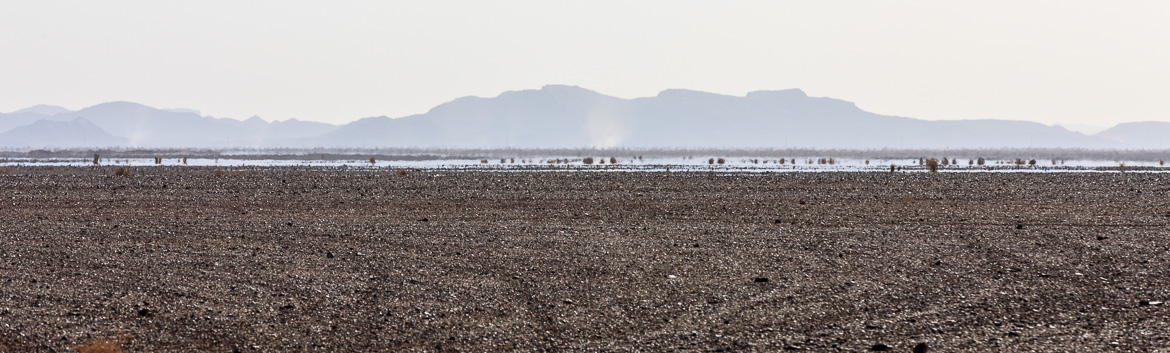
1;166;1168;352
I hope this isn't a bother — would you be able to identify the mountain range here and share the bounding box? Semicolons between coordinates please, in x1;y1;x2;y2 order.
1;85;1167;149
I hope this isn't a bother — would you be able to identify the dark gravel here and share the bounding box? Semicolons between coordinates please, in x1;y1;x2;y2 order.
1;166;1168;351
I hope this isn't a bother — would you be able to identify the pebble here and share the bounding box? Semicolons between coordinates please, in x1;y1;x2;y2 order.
666;275;677;279
913;343;929;353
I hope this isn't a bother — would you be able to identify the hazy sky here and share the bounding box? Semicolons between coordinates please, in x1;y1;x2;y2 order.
2;1;1168;129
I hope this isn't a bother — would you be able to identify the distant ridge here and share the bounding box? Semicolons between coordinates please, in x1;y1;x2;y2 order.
1095;122;1170;149
0;117;127;148
1;86;1165;149
309;85;1114;149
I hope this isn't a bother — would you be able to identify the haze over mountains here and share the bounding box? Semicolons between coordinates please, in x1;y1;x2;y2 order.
2;86;1167;149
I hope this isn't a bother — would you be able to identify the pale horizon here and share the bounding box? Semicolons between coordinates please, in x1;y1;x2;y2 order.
3;1;1168;128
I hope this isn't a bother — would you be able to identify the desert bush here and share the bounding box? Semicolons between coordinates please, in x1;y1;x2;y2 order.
977;157;985;165
370;157;376;165
780;158;786;164
1028;159;1037;166
73;336;125;353
583;157;594;165
480;159;488;164
183;157;188;165
717;158;726;164
828;158;835;165
941;158;949;165
925;158;939;172
500;158;507;164
115;167;130;176
395;170;409;176
1119;162;1126;173
93;154;100;165
609;157;617;164
889;164;895;173
1161;160;1165;166
708;158;714;165
865;159;870;165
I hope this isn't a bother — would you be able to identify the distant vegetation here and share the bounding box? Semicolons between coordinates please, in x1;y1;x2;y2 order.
4;147;1170;168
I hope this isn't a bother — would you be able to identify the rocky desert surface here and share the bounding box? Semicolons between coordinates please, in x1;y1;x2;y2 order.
1;166;1168;352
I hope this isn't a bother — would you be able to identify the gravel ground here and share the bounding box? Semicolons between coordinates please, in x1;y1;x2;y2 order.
1;166;1168;352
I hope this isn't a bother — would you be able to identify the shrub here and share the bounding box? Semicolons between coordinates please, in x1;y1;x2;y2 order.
780;158;786;164
925;158;939;172
1119;162;1126;173
598;158;605;164
968;159;974;165
369;157;376;165
395;170;409;176
73;336;124;353
941;158;949;165
93;154;100;165
889;164;895;173
1028;159;1037;166
865;159;870;165
828;158;835;165
115;167;130;176
977;157;985;165
583;157;594;165
1161;160;1165;166
708;158;714;165
717;158;726;164
215;169;225;176
480;159;488;164
500;158;507;164
609;157;617;164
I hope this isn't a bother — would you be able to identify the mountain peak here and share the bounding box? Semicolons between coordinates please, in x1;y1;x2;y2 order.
655;89;736;99
745;88;808;100
84;101;156;112
12;104;71;116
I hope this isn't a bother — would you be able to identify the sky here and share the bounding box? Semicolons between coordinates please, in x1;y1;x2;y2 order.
2;1;1168;131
